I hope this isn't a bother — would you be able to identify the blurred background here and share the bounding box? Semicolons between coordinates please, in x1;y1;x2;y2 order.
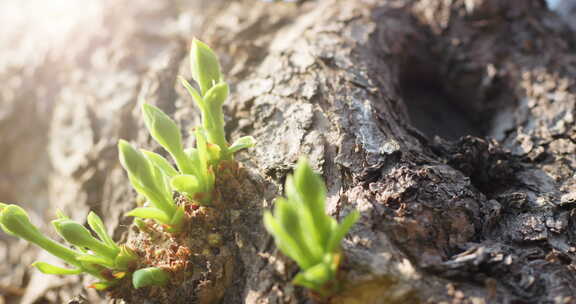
0;0;574;303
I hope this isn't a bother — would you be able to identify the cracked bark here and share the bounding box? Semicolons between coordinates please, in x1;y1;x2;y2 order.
2;0;576;303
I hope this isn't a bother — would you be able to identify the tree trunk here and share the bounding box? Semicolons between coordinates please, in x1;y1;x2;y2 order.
2;0;576;303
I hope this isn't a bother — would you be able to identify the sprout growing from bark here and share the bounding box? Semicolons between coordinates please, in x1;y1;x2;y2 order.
119;139;185;231
120;39;255;227
181;39;255;161
0;39;256;297
0;204;164;289
264;158;359;296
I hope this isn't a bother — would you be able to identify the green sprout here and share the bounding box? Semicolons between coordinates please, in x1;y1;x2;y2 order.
0;204;160;289
180;39;255;161
119;139;185;231
132;267;170;289
263;158;359;296
0;39;261;296
119;39;255;229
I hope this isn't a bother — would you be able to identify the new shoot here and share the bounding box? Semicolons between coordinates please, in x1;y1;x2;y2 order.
263;158;359;297
119;39;255;229
0;204;169;290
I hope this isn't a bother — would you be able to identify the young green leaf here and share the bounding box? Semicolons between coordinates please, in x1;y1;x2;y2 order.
118;140;157;192
114;245;138;270
0;204;42;239
293;261;332;289
55;209;68;220
119;140;177;219
89;281;117;291
326;210;359;253
263;210;311;269
292;158;331;246
141;104;183;157
132;267;170;288
126;174;171;216
284;175;326;261
170;174;202;199
263;158;359;296
141;104;196;175
141;150;179;178
195;128;210;174
203;81;229;107
201;82;229;155
180;77;205;112
52;219;118;259
172;127;216;205
274;198;317;268
0;205;80;266
125;207;171;224
229;136;256;154
190;39;222;94
87;212;118;250
182;40;255;162
0;205;119;281
76;254;115;269
32;262;83;275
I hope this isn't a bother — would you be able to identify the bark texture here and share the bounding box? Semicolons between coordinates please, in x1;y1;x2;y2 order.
2;0;576;303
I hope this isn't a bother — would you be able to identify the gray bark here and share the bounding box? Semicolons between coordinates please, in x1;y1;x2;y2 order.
2;0;576;303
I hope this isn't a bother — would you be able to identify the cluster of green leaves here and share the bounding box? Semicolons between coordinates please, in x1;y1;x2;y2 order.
0;203;166;289
119;39;254;232
0;39;252;290
264;158;359;296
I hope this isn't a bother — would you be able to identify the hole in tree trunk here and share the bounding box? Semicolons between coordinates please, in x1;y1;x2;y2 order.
400;58;486;141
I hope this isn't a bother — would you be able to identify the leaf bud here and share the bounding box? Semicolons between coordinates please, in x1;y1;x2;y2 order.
190;39;222;94
132;267;170;288
141;104;184;159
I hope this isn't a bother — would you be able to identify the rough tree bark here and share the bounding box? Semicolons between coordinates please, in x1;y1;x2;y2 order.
2;0;576;303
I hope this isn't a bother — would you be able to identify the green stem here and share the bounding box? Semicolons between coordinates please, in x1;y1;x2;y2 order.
202;111;230;160
128;173;175;219
85;239;119;261
29;233;82;267
0;206;81;266
143;190;176;220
